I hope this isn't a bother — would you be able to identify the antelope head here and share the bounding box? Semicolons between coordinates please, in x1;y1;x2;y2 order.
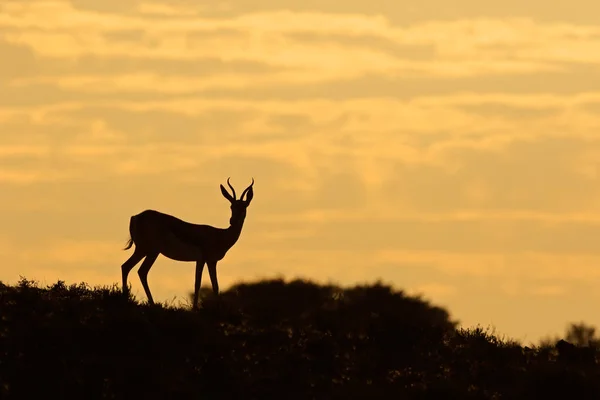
220;177;254;226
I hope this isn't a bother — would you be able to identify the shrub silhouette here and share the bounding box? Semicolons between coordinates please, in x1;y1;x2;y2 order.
2;277;600;399
565;322;600;347
539;321;600;353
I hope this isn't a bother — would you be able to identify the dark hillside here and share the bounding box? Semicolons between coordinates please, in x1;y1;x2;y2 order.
0;278;599;399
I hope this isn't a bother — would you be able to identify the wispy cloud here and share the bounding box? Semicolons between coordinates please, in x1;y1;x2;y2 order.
529;285;567;297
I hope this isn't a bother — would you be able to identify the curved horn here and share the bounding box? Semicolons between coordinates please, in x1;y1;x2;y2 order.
226;177;237;200
241;177;254;201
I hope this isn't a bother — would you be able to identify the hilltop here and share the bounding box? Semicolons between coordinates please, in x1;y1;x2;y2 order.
0;277;599;399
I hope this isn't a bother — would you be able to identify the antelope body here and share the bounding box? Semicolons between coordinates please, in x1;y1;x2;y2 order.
120;178;254;309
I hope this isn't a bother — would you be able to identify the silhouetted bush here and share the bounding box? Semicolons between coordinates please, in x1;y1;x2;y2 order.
1;277;600;399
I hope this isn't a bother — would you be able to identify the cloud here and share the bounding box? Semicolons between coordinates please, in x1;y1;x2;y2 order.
373;250;600;282
284;31;437;60
36;239;123;265
0;39;38;80
66;0;600;26
0;169;74;184
0;37;284;80
48;105;257;143
0;145;50;157
12;70;369;94
382;136;600;212
311;170;368;210
281;216;600;254
189;65;600;101
409;282;458;298
6;3;600;87
529;285;566;296
456;103;561;119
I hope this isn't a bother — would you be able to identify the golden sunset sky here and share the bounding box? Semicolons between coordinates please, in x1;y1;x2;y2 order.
2;0;600;343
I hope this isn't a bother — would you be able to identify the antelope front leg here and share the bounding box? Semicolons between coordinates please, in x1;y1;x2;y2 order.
192;260;205;310
207;261;219;295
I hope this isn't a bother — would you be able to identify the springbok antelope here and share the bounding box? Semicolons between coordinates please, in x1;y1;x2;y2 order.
120;178;254;309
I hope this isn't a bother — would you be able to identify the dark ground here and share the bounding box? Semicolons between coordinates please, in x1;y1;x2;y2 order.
0;278;598;399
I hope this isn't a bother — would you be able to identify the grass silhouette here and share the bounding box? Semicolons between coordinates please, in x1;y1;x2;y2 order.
1;277;599;399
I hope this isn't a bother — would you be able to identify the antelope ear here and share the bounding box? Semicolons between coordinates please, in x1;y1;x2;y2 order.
244;187;254;205
220;184;234;203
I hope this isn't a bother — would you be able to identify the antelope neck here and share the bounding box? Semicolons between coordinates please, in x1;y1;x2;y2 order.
225;218;245;243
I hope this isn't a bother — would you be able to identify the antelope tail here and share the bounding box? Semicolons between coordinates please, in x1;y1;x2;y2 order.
123;215;137;250
123;237;134;250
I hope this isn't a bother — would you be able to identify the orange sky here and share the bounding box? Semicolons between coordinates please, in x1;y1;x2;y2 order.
2;0;600;344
